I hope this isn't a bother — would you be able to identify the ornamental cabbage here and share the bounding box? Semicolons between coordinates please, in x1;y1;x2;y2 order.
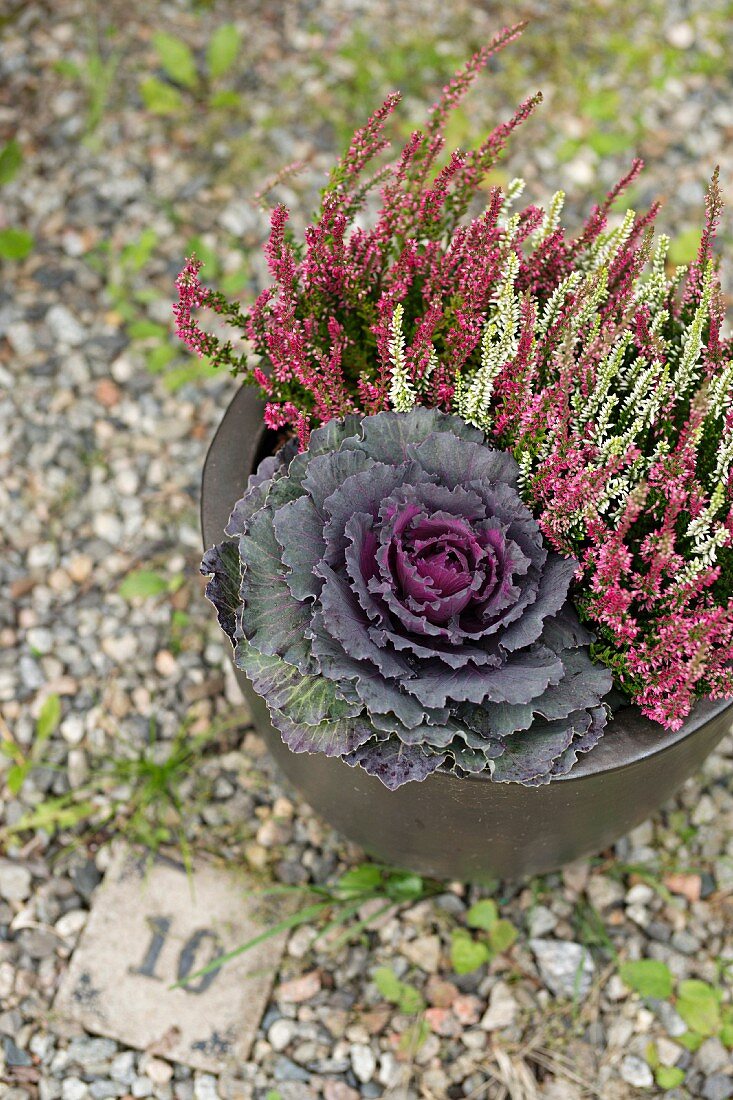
202;409;613;789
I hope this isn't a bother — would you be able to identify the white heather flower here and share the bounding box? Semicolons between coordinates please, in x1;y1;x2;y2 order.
388;303;416;413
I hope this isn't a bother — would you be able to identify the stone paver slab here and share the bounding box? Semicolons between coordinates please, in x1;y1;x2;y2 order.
53;846;287;1072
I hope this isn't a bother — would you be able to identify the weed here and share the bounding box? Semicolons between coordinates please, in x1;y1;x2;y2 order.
87;229;219;393
53;4;120;146
0;694;62;797
173;861;444;988
140;25;243;118
1;713;246;870
619;955;733;1089
0;138;33;261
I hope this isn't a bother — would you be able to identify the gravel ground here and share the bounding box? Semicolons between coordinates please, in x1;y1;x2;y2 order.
2;2;733;1098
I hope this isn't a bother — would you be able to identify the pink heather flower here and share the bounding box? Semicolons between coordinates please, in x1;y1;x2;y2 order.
173;257;214;358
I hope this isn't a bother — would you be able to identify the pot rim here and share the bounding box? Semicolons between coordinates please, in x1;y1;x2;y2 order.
201;384;733;787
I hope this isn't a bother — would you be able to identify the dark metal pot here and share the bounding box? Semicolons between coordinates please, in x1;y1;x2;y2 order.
201;386;733;882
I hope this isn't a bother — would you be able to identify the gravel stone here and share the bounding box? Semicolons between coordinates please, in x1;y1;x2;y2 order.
350;1043;377;1083
46;305;86;346
530;939;595;1000
272;1055;311;1082
528;905;558;937
61;1082;89;1100
3;1035;33;1066
620;1055;654;1088
401;934;441;973
698;1038;730;1076
110;1051;136;1083
480;981;518;1030
268;1018;297;1052
276;969;322;1003
703;1076;733;1100
0;860;32;901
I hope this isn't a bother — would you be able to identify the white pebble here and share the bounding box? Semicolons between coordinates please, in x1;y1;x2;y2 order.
0;859;32;901
351;1042;377;1083
620;1054;654;1088
55;909;88;939
92;512;123;544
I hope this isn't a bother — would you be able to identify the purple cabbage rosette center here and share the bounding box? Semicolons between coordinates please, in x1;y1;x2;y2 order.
202;409;613;789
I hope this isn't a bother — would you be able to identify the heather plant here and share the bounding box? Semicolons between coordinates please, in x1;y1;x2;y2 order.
185;23;733;741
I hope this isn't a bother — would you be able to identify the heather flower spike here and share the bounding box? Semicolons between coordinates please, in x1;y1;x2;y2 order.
183;30;733;735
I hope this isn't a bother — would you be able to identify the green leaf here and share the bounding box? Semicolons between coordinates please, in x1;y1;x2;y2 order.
219;267;249;296
162;360;218;391
171;900;330;988
676;980;722;1036
721;1007;733;1048
583;88;621;122
121;227;158;271
118;570;169;600
669;228;701;266
53;59;82;80
207;24;241;80
373;966;424;1014
36;694;61;741
153;33;198;89
0;139;22;185
385;871;424;903
373;965;402;1002
655;1066;686;1090
489;919;518;954
7;764;27;796
336;864;383;899
398;983;425;1015
146;344;176;373
677;1031;703;1052
466;899;498;931
589;130;635;157
619;959;674;1000
0;228;33;260
184;235;220;277
399;1016;430;1052
209;90;240;110
450;930;491;975
140;77;184;115
128;319;168;340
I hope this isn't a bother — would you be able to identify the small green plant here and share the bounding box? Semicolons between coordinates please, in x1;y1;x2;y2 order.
1;716;241;871
620;957;733;1075
0;694;61;796
118;568;184;601
374;965;425;1014
140;25;242;116
645;1043;686;1092
373;964;429;1050
0;138;22;185
88;230;218;393
54;50;120;142
169;610;190;656
0;138;33;261
619;959;674;1000
572;898;617;956
174;861;443;988
450;899;518;975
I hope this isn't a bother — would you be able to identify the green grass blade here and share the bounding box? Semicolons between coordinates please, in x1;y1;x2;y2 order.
170;901;331;989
